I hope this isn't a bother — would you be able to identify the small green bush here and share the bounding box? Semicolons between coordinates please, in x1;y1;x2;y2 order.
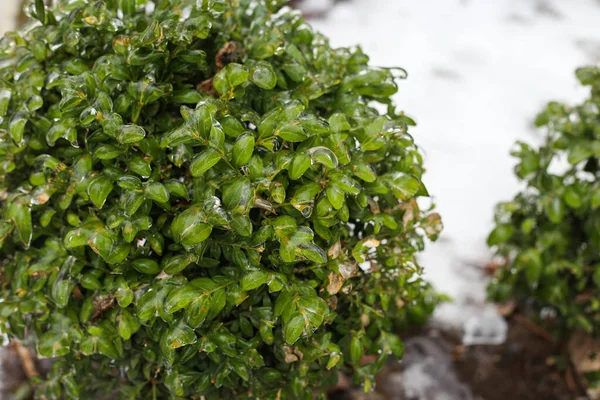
0;0;441;398
488;65;600;337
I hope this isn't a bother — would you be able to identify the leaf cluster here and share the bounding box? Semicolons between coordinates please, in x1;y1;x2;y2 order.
0;0;441;398
488;66;600;337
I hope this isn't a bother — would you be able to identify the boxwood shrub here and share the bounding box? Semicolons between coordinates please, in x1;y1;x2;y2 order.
0;0;442;398
488;65;600;337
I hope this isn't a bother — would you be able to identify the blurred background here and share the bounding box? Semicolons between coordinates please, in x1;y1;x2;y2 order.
1;0;600;398
298;0;600;332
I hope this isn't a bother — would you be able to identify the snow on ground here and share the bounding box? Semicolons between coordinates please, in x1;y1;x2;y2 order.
307;0;600;335
0;1;19;36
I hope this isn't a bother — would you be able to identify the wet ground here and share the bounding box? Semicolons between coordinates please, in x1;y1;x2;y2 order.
328;315;586;400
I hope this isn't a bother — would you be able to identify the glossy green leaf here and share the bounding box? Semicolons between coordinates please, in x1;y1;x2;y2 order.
165;284;202;314
132;258;161;275
284;314;304;345
222;177;254;214
118;309;141;340
289;153;311;180
241;270;269;291
277;124;308;142
349;336;363;364
145;182;170;203
172;208;212;247
251;62;277;90
39;331;70;358
5;202;32;248
545;197;565;223
232;133;255;167
190;148;221;177
118;125;146;144
87;176;113;208
487;224;514;246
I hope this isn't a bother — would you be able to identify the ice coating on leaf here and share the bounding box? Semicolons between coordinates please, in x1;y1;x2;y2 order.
0;0;440;398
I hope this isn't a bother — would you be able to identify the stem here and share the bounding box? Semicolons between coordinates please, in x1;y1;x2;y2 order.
13;340;39;379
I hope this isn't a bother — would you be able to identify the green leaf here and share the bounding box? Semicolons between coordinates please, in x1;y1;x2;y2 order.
563;187;582;209
128;156;152;178
190;148;221;177
172;207;213;247
88;232;130;264
120;0;136;15
328;113;351;133
117;309;141;340
545;197;565;223
165;284;202;314
34;0;46;23
487;224;514;246
389;174;420;200
231;360;250;381
297;243;327;263
310;147;338;168
118;125;146;144
284;314;304;345
145;182;170;203
289;153;311;180
172;89;203;104
163;255;193;275
87;176;113;208
115;278;133;307
232;133;255;167
519;249;543;287
0;89;11;117
568;143;593;165
223;177;254;214
5;202;32;248
592;188;600;209
39;331;70;358
297;296;327;329
214;63;249;96
186;294;211;327
132;258;161;275
251;62;277;90
230;214;253;237
349;336;363;364
52;279;74;308
326;185;345;210
275;290;294;317
165;181;189;199
381;332;404;358
165;320;197;349
277;124;308;142
121;190;145;216
137;285;173;322
241;270;269;291
95;144;123;160
9;112;27;144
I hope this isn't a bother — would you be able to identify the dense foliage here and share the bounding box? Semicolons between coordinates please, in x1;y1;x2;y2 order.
0;0;441;398
488;65;600;337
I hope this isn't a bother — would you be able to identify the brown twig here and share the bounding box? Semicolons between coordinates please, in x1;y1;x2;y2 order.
513;314;552;342
13;340;39;379
565;362;577;391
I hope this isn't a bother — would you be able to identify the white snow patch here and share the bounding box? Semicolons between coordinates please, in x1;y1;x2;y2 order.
297;0;336;15
463;308;508;345
310;0;600;336
0;0;20;36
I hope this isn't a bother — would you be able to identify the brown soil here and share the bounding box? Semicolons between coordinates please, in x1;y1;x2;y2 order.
453;316;585;400
327;314;587;400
